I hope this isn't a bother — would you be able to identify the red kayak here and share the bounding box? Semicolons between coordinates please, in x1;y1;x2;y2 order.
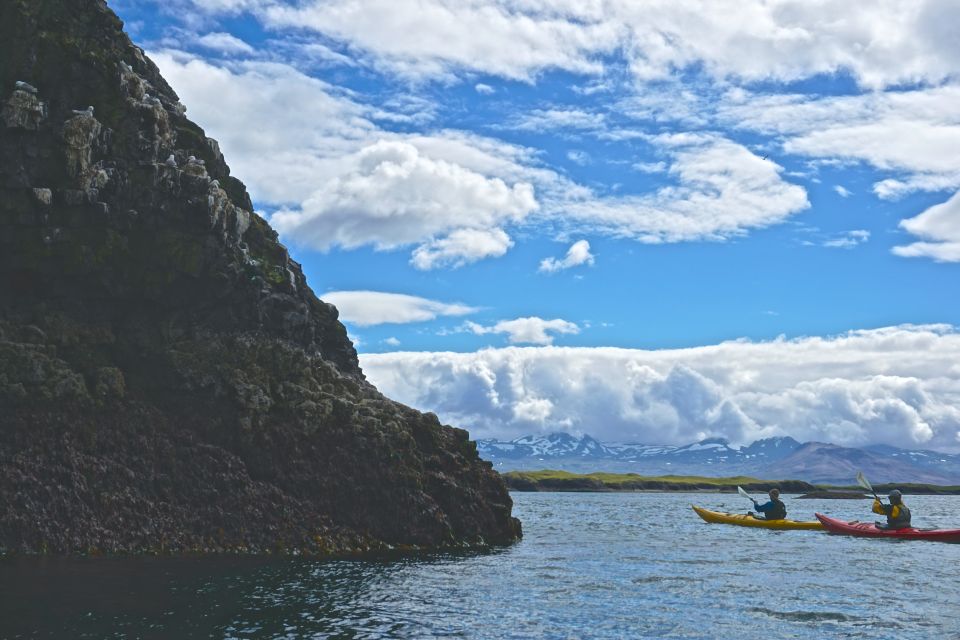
816;513;960;543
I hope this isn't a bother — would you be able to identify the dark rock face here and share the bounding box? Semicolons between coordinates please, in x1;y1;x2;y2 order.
0;0;520;554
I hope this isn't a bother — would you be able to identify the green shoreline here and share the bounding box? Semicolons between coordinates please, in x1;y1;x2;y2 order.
502;470;960;495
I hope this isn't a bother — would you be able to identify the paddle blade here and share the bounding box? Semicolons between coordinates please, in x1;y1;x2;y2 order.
737;486;753;501
856;471;873;493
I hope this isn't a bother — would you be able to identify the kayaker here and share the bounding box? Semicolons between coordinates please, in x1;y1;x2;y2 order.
872;489;911;529
750;488;787;520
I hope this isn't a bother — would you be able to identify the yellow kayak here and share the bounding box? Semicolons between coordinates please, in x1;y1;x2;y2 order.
692;505;825;530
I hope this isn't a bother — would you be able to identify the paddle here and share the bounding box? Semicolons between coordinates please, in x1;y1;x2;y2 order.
856;471;882;504
737;485;757;508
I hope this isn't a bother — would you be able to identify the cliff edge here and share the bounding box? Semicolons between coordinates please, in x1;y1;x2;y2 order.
0;0;520;554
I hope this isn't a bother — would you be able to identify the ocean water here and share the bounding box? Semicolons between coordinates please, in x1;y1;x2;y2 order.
3;492;960;639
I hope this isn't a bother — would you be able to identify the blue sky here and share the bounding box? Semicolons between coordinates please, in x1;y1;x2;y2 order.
110;1;960;449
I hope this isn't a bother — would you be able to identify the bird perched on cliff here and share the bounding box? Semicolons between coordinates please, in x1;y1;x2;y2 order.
72;106;95;117
187;155;205;166
15;80;38;94
165;154;177;168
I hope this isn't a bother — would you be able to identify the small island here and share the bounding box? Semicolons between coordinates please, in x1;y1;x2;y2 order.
502;470;815;493
502;470;960;495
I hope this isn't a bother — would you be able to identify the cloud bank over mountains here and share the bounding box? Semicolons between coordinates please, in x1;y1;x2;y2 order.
363;325;960;450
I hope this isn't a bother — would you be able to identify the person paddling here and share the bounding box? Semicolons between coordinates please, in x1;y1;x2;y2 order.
872;489;911;530
750;488;787;520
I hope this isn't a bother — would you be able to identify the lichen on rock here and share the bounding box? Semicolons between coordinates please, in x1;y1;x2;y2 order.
62;112;102;178
3;87;46;130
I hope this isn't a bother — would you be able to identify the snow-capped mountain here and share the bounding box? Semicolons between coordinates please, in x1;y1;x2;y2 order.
476;433;960;484
478;433;618;460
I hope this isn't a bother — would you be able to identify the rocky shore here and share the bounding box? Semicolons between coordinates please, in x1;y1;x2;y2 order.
0;0;520;555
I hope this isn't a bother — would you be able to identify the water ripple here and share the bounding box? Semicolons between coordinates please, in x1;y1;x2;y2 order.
3;493;960;638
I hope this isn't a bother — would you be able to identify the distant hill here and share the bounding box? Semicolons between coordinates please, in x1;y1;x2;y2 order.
477;433;960;484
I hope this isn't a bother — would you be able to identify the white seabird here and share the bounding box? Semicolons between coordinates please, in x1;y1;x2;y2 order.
15;81;38;94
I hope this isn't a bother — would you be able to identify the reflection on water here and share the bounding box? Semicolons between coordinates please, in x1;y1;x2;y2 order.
2;493;960;638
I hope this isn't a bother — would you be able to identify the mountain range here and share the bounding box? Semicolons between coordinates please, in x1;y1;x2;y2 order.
477;433;960;485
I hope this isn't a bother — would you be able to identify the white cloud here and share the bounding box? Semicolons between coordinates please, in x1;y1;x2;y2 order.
873;174;960;200
259;0;616;81
196;31;254;55
270;140;537;256
183;0;260;12
474;83;495;95
151;51;377;205
321;290;479;326
511;108;606;132
566;150;590;165
834;185;852;198
410;228;515;270
894;191;960;262
197;1;960;89
720;86;960;199
563;134;809;243
539;239;595;273
272;40;358;69
466;317;580;345
362;325;960;448
384;337;401;346
823;229;869;249
152;51;810;264
632;161;667;173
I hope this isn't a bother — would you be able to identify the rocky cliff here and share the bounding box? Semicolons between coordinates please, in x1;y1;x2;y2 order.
0;0;520;555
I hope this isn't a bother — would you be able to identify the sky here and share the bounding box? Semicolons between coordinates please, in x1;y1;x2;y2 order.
110;0;960;450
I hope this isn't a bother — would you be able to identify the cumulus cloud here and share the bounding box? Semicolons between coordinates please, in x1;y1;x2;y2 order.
151;51;376;205
321;290;479;326
362;325;960;449
158;3;960;251
410;228;515;270
539;240;595;273
474;83;495;95
270;140;537;255
466;317;580;345
834;185;852;198
893;191;960;262
152;51;810;263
